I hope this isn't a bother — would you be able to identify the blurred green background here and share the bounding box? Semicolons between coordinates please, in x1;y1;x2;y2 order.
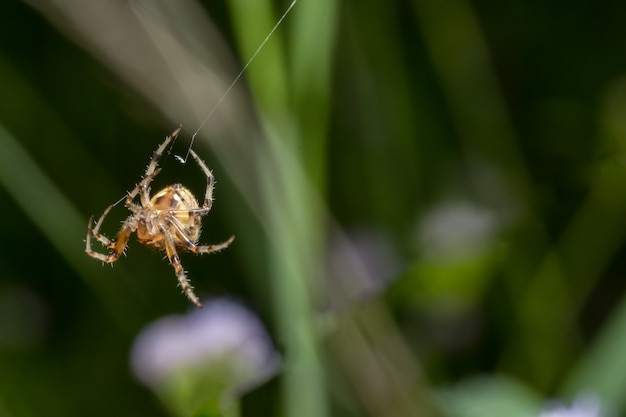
2;0;626;416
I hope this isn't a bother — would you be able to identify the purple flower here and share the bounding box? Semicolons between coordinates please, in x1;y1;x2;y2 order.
130;298;280;395
538;395;603;417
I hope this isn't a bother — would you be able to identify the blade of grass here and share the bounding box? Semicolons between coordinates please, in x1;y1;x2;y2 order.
0;123;145;330
227;2;336;417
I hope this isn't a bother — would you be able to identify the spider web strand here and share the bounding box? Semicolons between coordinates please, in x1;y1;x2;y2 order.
183;0;298;163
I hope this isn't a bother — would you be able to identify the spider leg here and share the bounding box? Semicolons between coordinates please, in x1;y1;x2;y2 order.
187;149;236;251
143;127;180;187
160;225;202;308
166;217;198;248
89;205;115;247
85;211;135;263
138;167;161;208
126;127;181;207
194;235;235;255
189;149;214;211
167;216;235;255
145;127;181;179
122;166;162;209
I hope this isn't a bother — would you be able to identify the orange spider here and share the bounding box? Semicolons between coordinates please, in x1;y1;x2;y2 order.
85;127;234;307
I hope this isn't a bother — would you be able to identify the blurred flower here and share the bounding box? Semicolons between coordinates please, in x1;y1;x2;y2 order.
416;199;501;260
325;228;400;308
407;199;510;351
130;298;280;415
410;198;506;309
538;394;604;417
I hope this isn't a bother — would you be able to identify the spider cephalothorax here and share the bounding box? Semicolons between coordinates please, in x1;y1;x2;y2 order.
85;127;234;307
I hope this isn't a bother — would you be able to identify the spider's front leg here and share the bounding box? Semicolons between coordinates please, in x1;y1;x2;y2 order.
125;127;181;209
125;167;161;209
189;149;215;212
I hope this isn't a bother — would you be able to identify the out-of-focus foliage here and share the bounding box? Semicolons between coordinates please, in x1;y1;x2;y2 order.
2;0;626;416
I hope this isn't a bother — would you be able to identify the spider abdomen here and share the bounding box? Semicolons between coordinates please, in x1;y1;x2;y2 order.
137;184;202;250
151;184;199;212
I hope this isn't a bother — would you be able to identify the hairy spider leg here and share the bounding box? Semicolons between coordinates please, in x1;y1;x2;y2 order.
166;216;235;255
86;209;136;263
189;149;215;211
177;147;236;251
194;236;236;254
159;224;202;308
131;127;181;208
85;133;171;263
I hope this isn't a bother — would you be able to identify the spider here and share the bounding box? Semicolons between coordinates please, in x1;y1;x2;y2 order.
85;127;234;308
